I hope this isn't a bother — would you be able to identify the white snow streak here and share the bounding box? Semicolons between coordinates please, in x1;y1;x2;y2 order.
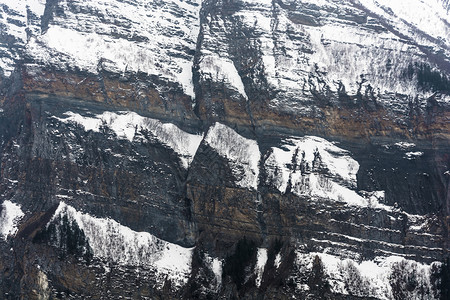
199;53;248;100
274;253;282;269
255;248;268;287
205;254;223;289
0;200;25;241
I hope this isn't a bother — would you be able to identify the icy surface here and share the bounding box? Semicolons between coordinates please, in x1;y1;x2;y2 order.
264;136;387;208
0;200;25;241
51;202;193;288
255;248;268;287
205;123;260;190
55;111;203;168
295;251;439;300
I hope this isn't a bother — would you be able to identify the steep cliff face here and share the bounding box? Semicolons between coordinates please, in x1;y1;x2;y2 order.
0;0;449;299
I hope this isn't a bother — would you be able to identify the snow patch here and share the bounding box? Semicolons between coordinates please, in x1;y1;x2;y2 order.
405;151;424;159
264;136;393;208
0;0;46;76
205;123;260;190
205;254;223;289
295;251;439;299
255;248;268;287
0;200;25;241
50;202;193;289
55;111;203;168
264;136;388;208
274;253;282;269
394;142;416;150
224;0;445;116
199;53;248;99
358;0;450;48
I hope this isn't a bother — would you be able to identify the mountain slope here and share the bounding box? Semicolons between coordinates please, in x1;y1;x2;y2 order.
0;0;449;299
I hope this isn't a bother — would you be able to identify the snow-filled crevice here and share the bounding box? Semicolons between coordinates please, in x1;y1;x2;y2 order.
49;202;194;289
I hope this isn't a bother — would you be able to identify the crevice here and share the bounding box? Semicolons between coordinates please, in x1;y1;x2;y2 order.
41;0;59;34
191;0;208;123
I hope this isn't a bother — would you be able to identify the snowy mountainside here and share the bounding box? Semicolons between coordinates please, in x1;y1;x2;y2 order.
264;136;388;208
0;0;449;114
204;122;260;190
47;202;193;289
1;0;201;96
55;110;203;168
196;0;450;121
0;0;448;298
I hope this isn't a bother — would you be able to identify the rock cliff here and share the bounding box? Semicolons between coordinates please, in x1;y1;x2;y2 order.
0;0;449;299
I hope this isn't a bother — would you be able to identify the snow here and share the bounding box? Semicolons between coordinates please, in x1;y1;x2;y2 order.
220;0;446;117
0;200;25;241
358;0;450;48
199;53;248;100
394;142;416;149
241;0;273;5
306;23;424;97
0;0;46;76
405;151;424;159
25;0;202;97
255;248;268;287
274;253;282;269
205;254;223;289
264;136;391;208
406;213;432;233
295;251;439;299
205;123;260;190
55;110;203;168
211;257;223;286
50;202;193;289
198;8;253;100
0;57;16;78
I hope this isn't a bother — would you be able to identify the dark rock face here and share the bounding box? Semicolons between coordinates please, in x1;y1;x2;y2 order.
0;0;449;299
